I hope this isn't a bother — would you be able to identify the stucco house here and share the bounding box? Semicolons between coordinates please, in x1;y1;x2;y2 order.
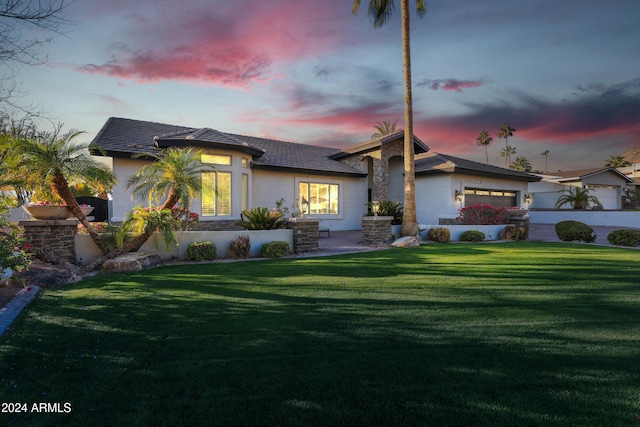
91;117;540;230
528;168;635;210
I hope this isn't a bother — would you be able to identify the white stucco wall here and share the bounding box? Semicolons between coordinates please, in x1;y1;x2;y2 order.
111;148;254;222
416;173;531;225
252;170;367;230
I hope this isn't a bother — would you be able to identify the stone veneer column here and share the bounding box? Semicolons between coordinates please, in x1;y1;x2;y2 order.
286;218;320;253
19;220;78;263
361;216;393;246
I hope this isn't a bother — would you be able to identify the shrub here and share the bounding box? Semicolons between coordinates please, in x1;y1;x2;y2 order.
555;220;596;243
427;227;450;243
500;225;528;241
187;241;217;261
460;230;485;242
228;235;251;259
260;241;292;258
607;229;640;247
457;204;509;225
237;207;286;230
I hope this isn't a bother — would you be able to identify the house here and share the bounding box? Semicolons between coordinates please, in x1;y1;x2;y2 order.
528;168;635;210
91;117;540;229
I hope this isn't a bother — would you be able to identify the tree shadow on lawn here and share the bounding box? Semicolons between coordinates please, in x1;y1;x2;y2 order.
3;255;640;426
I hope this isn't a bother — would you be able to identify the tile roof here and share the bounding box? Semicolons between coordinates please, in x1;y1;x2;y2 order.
91;117;366;176
329;130;429;159
415;152;541;182
544;167;635;183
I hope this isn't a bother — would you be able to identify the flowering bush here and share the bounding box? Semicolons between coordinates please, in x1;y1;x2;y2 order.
118;206;200;250
457;204;509;225
1;197;32;275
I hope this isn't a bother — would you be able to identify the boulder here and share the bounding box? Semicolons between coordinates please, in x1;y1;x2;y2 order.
16;261;83;287
102;252;164;272
391;236;420;248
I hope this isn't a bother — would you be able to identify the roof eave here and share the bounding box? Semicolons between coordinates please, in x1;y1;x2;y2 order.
251;163;367;178
154;138;265;158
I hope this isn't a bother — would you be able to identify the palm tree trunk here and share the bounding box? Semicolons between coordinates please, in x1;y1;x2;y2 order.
485;146;489;164
52;173;109;254
83;188;181;271
400;0;418;237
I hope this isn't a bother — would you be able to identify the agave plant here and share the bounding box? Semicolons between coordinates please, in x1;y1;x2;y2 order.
237;207;286;230
555;187;600;210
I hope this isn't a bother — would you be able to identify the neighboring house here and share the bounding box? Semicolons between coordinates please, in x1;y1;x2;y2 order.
91;117;540;230
528;168;635;210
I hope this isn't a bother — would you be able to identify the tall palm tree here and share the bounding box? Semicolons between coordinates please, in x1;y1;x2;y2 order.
510;155;532;172
500;145;517;168
605;155;631;168
354;0;426;236
371;119;399;138
476;130;493;164
497;123;515;167
541;149;550;173
13;130;116;254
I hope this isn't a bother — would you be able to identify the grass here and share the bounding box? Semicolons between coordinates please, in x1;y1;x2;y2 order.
1;242;639;426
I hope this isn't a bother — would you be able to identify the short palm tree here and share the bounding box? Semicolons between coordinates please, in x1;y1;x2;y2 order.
371;119;399;138
605;155;631;168
13;130;116;253
510;155;532;172
120;147;214;253
475;130;492;164
555;186;600;210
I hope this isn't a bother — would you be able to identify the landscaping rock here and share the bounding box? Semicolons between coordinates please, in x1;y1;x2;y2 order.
391;236;420;248
16;260;84;287
102;252;164;272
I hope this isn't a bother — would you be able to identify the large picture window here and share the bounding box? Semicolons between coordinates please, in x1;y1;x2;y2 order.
202;171;231;216
299;182;339;215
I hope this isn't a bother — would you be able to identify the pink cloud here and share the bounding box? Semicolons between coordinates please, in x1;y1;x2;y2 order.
77;0;348;87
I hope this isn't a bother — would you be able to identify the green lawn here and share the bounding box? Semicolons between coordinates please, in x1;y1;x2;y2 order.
1;242;639;426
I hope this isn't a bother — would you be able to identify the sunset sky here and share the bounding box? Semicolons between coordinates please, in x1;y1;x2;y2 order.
15;0;640;171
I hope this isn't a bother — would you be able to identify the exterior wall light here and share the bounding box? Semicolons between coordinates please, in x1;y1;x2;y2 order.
372;200;380;216
524;194;533;204
455;189;464;202
301;198;309;218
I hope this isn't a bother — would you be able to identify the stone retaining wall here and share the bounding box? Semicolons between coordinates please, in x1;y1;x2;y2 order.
19;220;78;263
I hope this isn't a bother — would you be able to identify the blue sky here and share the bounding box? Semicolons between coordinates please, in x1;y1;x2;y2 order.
12;0;640;171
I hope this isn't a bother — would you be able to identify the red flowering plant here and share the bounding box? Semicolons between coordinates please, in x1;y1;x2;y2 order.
457;204;509;225
1;197;32;275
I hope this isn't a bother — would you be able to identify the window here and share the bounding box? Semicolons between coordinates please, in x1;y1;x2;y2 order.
242;173;248;211
202;171;231;216
299;182;339;215
201;154;231;166
241;158;249;168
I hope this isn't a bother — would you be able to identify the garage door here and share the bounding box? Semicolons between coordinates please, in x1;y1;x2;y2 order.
464;189;517;208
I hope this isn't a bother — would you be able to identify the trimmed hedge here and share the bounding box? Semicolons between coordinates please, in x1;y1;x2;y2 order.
186;241;217;261
459;230;485;242
607;229;640;247
555;220;596;243
260;241;292;258
428;227;450;243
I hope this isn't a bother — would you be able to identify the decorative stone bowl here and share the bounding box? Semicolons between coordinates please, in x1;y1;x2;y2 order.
22;205;94;220
508;208;529;218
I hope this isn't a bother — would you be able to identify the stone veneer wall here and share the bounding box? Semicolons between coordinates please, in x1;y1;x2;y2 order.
361;216;393;246
19;220;78;263
337;139;404;202
286;218;319;253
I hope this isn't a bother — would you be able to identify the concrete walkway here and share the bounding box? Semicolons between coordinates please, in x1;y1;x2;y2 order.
0;285;39;337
